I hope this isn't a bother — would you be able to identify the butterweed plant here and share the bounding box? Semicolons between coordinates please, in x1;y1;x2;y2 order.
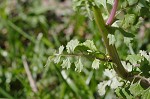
47;0;150;98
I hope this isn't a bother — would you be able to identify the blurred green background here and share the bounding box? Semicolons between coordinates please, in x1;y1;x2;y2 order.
0;0;150;99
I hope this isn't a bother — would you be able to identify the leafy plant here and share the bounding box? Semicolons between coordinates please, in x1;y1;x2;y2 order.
48;0;150;98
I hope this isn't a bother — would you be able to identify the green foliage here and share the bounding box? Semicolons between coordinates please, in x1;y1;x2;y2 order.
115;82;150;98
0;0;150;98
66;39;79;53
141;87;150;99
126;54;143;66
92;58;100;69
129;82;144;96
51;39;107;72
82;40;98;51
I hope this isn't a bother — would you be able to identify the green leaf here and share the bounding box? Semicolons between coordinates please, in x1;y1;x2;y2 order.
92;58;100;69
124;37;133;45
75;57;83;72
107;34;116;45
85;1;93;20
94;0;107;9
121;87;133;99
127;0;138;6
115;88;124;98
121;14;136;29
129;83;144;96
107;26;135;38
72;0;83;11
107;0;114;5
82;40;97;52
66;39;79;53
126;54;143;66
75;44;90;52
72;0;94;20
61;57;71;69
141;88;150;99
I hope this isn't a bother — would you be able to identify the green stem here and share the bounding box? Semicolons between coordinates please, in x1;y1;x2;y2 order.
92;6;150;88
92;6;128;78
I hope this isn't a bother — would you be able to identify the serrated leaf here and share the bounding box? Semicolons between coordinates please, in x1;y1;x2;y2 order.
66;39;79;53
122;61;132;72
127;0;138;6
104;69;116;79
75;57;83;72
110;77;122;89
126;54;143;66
107;34;116;45
140;50;150;63
94;0;107;9
72;0;83;11
61;57;71;69
85;1;93;20
92;58;100;69
54;56;61;64
122;14;136;29
82;40;97;52
129;83;144;96
98;80;111;96
73;0;94;20
121;87;133;99
107;0;114;5
58;45;64;54
124;37;133;45
141;88;150;99
115;88;124;98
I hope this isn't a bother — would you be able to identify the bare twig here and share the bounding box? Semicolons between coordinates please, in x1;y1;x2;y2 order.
22;56;38;93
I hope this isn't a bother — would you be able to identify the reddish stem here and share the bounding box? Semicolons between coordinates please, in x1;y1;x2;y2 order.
106;0;118;25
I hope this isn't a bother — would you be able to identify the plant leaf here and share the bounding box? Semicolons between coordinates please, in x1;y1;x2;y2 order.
126;54;143;66
54;56;61;64
124;37;133;45
107;34;116;45
141;88;150;99
94;0;107;9
66;39;79;53
58;45;64;54
92;58;100;69
121;14;136;29
104;69;116;79
129;82;144;96
121;87;133;98
140;50;150;63
98;80;111;96
75;57;83;72
122;61;132;72
61;57;71;69
110;77;122;89
82;40;97;52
